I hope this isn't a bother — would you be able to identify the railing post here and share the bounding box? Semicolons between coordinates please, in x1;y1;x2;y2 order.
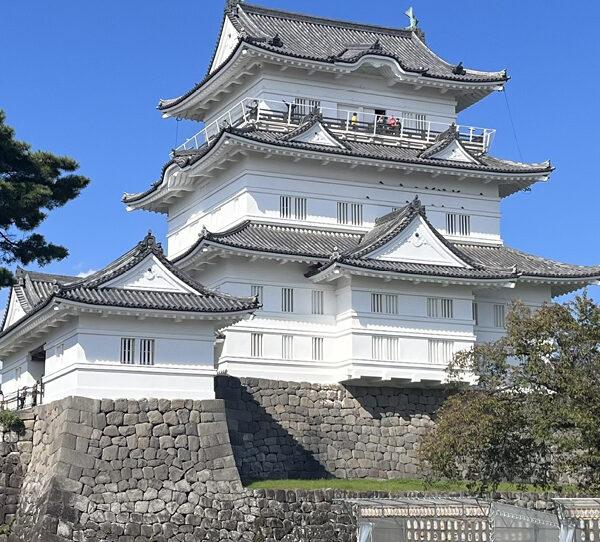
287;102;292;125
346;110;350;132
241;100;248;123
256;102;262;123
426;120;431;142
373;115;378;136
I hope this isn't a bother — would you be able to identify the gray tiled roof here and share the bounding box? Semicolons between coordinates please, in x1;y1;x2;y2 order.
176;214;600;282
2;233;258;338
174;221;362;262
231;3;506;82
159;2;507;112
456;244;600;279
123;123;552;206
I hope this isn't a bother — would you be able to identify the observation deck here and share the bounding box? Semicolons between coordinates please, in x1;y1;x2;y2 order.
174;97;495;155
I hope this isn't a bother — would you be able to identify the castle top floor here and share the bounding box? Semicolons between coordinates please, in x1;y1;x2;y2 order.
158;2;508;125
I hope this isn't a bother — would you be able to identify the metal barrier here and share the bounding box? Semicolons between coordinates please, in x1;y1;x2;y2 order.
1;383;43;411
174;97;495;154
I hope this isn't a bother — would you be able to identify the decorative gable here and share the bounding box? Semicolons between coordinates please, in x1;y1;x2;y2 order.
365;215;470;268
426;139;479;163
288;122;346;148
102;254;198;293
209;16;240;74
2;289;27;330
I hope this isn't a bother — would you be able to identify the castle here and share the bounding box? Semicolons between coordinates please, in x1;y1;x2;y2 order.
2;0;599;406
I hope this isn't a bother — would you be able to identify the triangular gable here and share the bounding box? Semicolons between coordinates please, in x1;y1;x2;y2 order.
209;16;240;74
288;122;346;148
2;288;27;331
102;253;199;294
364;215;471;268
427;138;479;163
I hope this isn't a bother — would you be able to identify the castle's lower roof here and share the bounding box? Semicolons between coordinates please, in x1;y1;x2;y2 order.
1;233;258;339
174;207;600;288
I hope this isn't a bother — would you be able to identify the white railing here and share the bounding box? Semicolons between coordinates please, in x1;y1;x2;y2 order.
174;97;496;154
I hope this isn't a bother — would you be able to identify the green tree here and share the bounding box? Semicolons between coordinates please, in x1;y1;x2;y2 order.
0;110;89;287
419;293;600;492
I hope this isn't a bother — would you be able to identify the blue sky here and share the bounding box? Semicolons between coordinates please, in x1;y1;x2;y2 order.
1;0;599;306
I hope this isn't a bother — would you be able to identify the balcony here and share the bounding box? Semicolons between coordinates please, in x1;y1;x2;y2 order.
174;97;495;155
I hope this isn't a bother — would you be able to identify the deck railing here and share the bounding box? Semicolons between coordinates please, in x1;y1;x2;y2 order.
174;97;496;155
1;384;42;411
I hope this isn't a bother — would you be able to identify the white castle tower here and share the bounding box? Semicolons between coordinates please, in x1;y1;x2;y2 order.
124;1;600;386
2;1;599;404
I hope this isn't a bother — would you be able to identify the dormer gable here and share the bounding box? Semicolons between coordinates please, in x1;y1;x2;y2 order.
349;197;475;269
287;120;347;149
425;138;479;163
102;253;198;294
365;215;471;268
419;124;481;164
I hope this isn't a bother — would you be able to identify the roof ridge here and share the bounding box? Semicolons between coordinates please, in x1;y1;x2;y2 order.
238;2;415;38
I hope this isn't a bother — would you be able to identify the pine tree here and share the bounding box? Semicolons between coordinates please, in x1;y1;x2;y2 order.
0;110;90;286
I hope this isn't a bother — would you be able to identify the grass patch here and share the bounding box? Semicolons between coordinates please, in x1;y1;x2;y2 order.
245;478;577;494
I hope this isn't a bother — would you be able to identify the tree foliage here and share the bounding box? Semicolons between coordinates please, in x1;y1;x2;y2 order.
419;293;600;492
0;110;90;287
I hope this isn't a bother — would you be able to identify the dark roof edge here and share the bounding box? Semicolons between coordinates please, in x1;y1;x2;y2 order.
158;38;507;113
124;127;553;208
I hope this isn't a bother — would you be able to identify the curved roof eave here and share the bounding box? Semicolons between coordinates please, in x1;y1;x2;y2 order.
157;40;508;118
123;129;553;211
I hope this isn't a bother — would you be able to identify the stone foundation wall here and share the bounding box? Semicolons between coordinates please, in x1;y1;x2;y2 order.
215;376;446;481
7;397;249;542
0;411;34;526
0;385;591;541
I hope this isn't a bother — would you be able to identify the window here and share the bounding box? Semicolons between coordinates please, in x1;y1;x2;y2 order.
494;304;506;328
472;302;479;326
441;298;453;319
371;293;398;314
372;336;399;361
337;202;363;226
281;288;294;312
140;339;155;366
294;97;321;116
427;298;453;319
427;297;438;318
402;111;428;131
251;333;263;358
312;337;324;361
251;285;264;306
280;196;307;220
311;291;324;315
428;339;454;364
120;338;135;364
282;335;294;359
56;343;64;359
385;294;398;315
446;213;471;236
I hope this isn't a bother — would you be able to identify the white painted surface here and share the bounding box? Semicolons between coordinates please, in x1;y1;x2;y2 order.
209;16;240;75
2;289;26;331
366;215;469;267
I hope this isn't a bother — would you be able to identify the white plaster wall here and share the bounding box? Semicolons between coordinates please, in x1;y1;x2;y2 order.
201;66;459;129
166;156;502;259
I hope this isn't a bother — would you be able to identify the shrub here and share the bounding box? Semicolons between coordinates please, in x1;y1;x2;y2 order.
0;411;25;435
